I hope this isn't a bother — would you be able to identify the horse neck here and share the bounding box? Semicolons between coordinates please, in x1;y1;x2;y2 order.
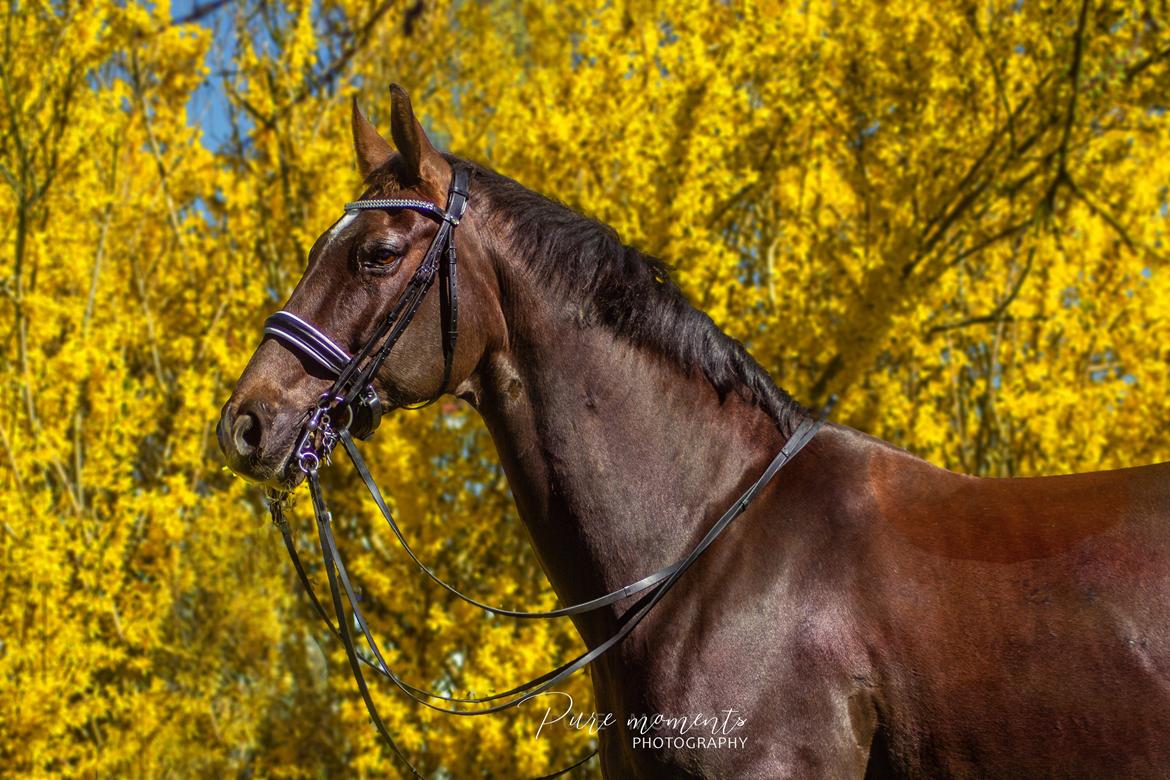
467;270;800;639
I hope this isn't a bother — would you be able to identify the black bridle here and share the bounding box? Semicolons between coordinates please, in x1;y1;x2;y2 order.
261;167;834;777
265;167;469;467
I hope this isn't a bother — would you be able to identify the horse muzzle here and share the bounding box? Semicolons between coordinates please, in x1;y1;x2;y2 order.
217;399;308;487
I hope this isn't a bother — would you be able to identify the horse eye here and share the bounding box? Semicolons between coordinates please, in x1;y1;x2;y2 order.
359;238;407;269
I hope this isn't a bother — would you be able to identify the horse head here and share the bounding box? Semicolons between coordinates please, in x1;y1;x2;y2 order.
218;85;502;487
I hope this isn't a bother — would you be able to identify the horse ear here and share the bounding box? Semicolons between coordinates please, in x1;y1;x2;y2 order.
351;98;393;179
388;83;446;188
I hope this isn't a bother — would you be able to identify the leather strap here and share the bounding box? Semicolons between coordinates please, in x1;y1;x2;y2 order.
273;500;532;704
279;400;831;777
283;410;826;778
282;475;599;777
342;431;681;618
308;471;423;777
437;232;458;393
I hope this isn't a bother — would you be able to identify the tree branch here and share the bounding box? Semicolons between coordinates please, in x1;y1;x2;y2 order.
172;0;234;26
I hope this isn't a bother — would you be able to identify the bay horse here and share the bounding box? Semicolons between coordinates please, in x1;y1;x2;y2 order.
219;86;1170;778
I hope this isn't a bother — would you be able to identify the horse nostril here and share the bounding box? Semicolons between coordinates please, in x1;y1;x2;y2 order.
232;403;266;457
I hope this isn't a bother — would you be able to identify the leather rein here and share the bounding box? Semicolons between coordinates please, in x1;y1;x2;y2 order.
260;166;834;777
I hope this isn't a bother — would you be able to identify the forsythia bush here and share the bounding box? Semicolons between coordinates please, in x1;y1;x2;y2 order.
1;0;1167;776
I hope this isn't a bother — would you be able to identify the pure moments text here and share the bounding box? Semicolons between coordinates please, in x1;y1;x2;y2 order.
532;692;749;751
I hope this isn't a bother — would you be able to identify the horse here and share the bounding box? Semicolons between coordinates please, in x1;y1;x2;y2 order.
219;85;1170;778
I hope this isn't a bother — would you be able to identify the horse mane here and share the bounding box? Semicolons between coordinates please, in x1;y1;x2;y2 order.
367;154;808;435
